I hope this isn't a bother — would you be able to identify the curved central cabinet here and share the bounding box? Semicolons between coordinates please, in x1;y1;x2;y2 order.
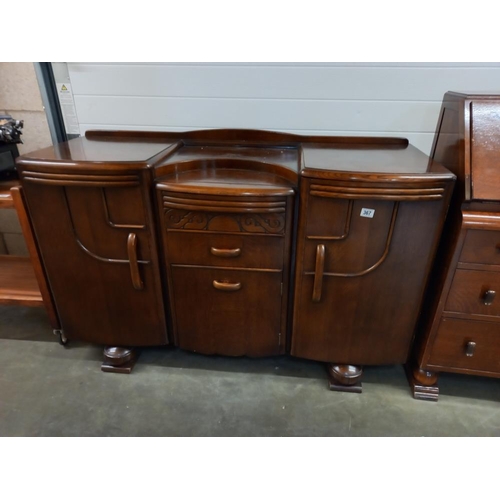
155;158;296;357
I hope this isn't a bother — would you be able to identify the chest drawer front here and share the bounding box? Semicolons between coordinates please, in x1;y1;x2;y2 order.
445;269;500;317
460;229;500;266
166;232;284;269
428;318;500;373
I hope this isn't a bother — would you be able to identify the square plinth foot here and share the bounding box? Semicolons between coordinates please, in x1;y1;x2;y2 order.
101;359;137;374
404;363;439;402
327;377;362;393
101;347;139;374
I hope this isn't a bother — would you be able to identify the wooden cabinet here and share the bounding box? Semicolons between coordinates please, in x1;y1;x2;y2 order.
292;150;455;392
22;177;168;349
17;139;174;371
409;93;500;401
16;129;454;385
156;160;295;358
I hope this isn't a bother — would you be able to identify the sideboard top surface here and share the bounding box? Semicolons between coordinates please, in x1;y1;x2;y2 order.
302;143;450;176
18;135;177;164
16;129;453;182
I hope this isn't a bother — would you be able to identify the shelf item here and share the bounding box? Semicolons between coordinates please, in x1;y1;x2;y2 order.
0;181;59;330
0;255;42;306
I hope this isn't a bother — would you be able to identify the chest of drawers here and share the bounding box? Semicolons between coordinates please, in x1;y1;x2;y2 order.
409;93;500;400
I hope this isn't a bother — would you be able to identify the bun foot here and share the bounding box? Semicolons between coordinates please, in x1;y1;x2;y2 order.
404;363;439;401
326;364;363;393
101;346;138;374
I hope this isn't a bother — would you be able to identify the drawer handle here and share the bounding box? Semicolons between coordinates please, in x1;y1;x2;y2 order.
312;244;325;303
465;341;476;357
210;247;241;258
127;233;144;290
213;280;242;292
483;290;496;305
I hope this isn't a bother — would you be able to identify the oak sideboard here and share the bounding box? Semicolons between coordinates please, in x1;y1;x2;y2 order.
16;129;455;391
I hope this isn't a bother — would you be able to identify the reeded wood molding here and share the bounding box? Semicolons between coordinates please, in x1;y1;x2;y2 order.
163;194;286;210
21;171;140;188
301;171;454;183
158;182;295;197
163;196;286;214
310;184;445;201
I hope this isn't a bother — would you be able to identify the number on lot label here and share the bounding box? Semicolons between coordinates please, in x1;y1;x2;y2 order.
360;208;375;218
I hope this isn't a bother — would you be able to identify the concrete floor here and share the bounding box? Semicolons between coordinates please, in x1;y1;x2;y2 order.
1;305;500;436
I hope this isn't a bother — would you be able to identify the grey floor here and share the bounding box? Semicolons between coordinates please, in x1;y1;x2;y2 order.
1;305;499;437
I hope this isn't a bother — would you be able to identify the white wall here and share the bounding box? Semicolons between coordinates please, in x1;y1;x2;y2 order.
66;62;500;155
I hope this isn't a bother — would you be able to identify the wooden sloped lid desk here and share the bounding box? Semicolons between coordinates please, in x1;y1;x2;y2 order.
409;92;500;401
16;130;455;391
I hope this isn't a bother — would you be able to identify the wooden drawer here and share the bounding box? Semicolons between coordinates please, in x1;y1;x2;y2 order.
160;191;287;235
445;269;500;317
166;232;284;269
460;229;500;266
428;318;500;373
171;266;283;356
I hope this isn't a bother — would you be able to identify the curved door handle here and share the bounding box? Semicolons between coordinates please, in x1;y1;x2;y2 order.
210;247;241;258
312;244;325;302
213;280;242;292
127;233;144;290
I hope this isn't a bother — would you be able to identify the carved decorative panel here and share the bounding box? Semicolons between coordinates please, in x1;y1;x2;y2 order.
164;208;285;234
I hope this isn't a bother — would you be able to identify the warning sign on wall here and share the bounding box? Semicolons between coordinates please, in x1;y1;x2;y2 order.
57;82;80;135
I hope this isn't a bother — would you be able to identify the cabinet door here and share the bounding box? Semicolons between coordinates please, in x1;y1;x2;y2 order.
22;175;167;346
292;191;448;365
171;266;283;356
